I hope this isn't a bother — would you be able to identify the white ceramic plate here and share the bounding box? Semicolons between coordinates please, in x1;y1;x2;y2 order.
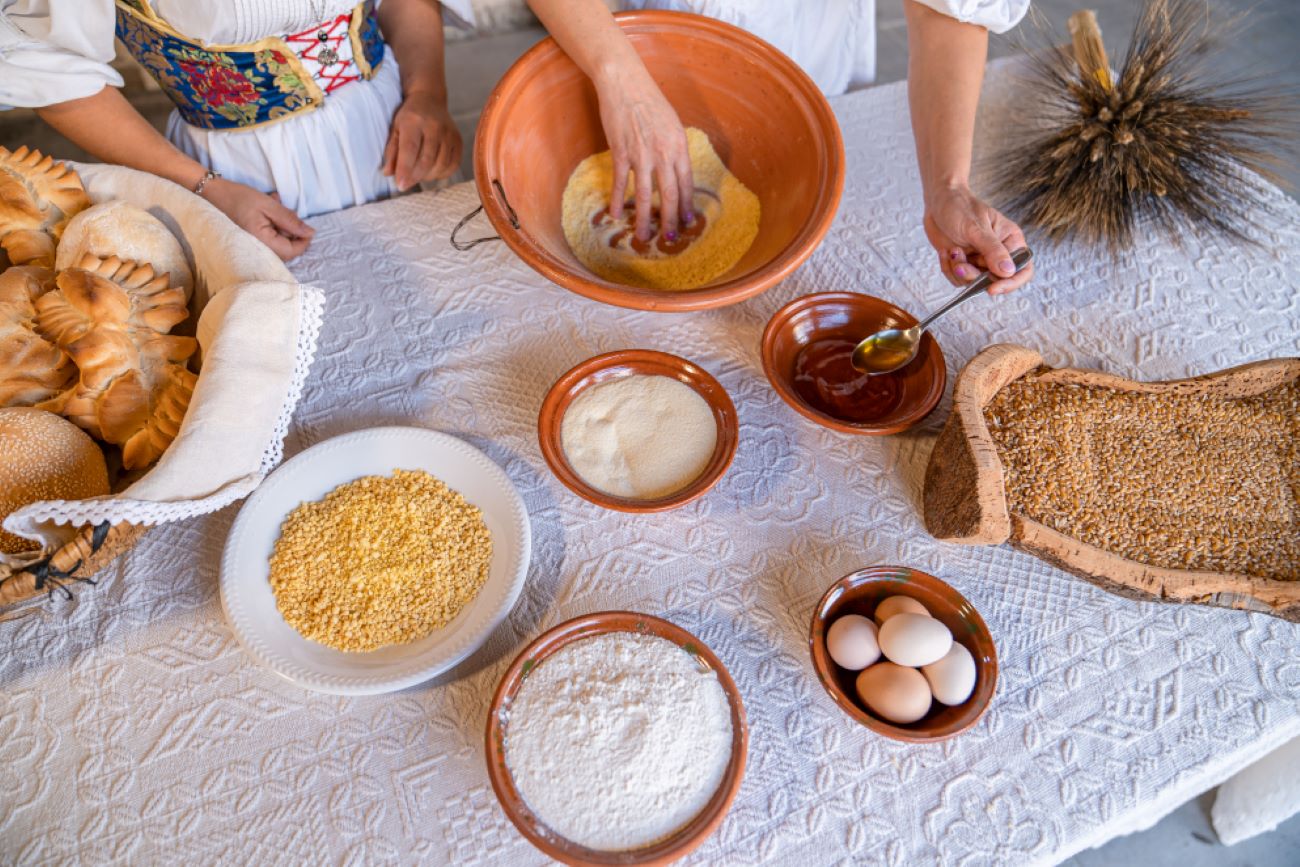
220;426;531;695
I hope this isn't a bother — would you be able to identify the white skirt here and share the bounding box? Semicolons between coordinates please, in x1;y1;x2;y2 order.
167;47;403;218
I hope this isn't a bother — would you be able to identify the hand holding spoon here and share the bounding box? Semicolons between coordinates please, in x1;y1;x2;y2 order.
851;247;1033;375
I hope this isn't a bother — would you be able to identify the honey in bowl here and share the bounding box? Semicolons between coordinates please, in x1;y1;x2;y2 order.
792;338;903;423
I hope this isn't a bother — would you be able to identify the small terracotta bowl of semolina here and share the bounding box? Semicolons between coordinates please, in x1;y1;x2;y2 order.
537;350;739;512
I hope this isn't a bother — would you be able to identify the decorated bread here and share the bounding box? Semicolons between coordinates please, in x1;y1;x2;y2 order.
0;146;90;268
37;254;197;470
0;265;75;407
56;201;194;300
0;407;109;554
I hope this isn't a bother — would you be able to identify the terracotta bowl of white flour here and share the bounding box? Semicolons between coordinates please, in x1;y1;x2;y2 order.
486;611;748;865
538;350;739;512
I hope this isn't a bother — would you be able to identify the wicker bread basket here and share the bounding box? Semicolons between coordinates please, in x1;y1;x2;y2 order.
0;163;319;609
923;344;1300;621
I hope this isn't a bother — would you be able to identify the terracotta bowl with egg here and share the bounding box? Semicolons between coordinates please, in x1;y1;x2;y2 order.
485;611;749;866
809;565;998;742
762;292;946;435
538;350;739;512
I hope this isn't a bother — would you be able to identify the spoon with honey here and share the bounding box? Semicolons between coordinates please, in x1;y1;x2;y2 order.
851;247;1033;375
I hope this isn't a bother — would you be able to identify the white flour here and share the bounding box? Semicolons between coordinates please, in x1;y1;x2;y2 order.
504;632;734;851
560;374;718;500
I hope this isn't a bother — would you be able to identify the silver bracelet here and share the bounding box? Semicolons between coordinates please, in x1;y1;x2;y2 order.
193;170;220;196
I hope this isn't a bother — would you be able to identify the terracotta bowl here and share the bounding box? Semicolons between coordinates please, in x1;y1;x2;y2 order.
486;611;748;866
809;565;998;742
474;10;844;312
761;292;946;435
538;350;738;512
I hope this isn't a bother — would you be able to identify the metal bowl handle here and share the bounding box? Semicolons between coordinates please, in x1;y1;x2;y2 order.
450;179;519;251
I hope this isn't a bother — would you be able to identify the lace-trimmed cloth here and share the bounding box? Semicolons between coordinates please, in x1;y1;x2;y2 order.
0;162;323;583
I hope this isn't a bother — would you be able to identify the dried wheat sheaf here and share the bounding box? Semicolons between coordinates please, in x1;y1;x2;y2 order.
993;0;1296;251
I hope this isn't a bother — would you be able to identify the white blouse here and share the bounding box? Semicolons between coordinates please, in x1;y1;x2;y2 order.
0;0;475;217
626;0;1031;96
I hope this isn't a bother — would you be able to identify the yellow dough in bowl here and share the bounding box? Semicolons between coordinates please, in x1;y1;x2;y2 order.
561;128;760;291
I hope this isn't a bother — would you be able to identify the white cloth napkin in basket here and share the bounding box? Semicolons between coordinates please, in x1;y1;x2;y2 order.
1;163;324;563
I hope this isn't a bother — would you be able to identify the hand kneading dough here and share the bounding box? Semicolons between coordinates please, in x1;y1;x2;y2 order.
560;374;718;500
56;201;194;300
561;128;759;290
0;407;109;553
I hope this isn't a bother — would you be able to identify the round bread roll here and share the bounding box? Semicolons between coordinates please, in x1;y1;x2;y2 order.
0;407;109;553
55;201;193;299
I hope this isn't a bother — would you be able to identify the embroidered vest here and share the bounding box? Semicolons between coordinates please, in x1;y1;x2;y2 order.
113;1;385;131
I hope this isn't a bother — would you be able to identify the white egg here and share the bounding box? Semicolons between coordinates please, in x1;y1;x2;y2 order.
825;614;880;670
873;595;931;625
922;642;977;706
855;662;932;724
878;613;953;667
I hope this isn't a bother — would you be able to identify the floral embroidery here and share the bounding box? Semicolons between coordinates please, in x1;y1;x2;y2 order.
174;48;266;126
255;50;314;109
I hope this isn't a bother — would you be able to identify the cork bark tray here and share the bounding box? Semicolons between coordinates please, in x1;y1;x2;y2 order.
923;344;1300;622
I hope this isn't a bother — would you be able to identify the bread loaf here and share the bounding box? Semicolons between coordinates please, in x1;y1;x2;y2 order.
0;265;75;407
37;254;196;470
0;407;109;554
0;146;90;268
56;201;194;300
38;253;190;345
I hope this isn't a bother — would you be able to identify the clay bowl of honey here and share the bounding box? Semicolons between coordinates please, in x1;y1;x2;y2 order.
809;566;998;743
486;611;748;866
538;350;739;512
761;292;946;435
475;10;844;312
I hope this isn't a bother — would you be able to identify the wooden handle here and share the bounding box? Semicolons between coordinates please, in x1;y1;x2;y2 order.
1068;10;1112;91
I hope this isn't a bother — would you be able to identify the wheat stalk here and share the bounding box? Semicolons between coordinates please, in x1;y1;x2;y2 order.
992;0;1297;251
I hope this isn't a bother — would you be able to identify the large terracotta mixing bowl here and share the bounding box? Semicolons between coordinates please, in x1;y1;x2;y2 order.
474;11;844;312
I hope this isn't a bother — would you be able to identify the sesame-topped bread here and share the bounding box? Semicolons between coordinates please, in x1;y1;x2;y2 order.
0;146;90;268
0;265;75;408
0;407;109;554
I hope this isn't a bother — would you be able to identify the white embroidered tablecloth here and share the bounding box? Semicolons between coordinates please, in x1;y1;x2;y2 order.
4;64;1299;867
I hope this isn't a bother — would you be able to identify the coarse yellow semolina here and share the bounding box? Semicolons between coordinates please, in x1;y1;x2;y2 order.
267;469;493;652
561;127;760;290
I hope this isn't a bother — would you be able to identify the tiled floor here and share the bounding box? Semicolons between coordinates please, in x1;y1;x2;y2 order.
2;2;1295;864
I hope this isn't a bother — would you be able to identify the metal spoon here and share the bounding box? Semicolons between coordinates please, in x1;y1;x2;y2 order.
851;247;1034;375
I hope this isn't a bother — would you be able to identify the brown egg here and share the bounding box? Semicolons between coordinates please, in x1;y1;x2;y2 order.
873;594;931;625
855;661;933;724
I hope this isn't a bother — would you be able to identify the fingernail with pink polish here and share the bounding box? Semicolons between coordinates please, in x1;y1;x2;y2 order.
999;259;1015;274
955;264;974;279
949;250;963;261
665;231;678;242
684;211;695;225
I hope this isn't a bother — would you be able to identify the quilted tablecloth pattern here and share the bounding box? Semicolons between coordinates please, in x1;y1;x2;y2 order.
3;65;1299;866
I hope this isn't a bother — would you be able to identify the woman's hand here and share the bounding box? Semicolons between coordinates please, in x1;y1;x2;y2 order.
202;178;315;261
924;184;1033;294
594;64;694;243
525;0;693;241
382;92;463;191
